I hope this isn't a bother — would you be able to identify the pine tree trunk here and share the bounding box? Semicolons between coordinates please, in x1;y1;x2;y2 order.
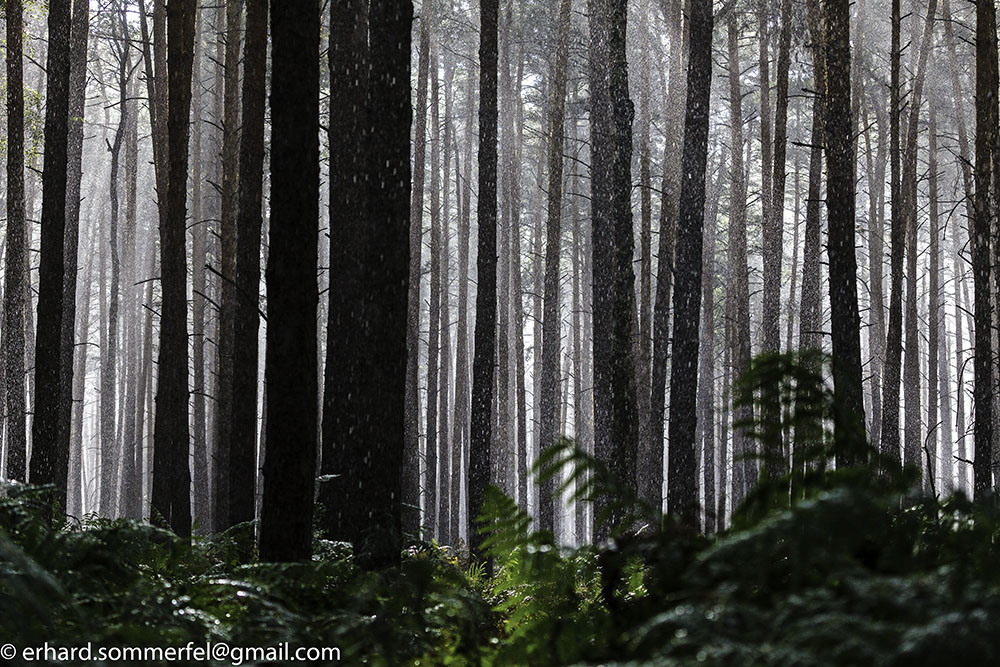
59;0;90;503
589;0;639;538
4;0;27;482
824;0;867;463
151;0;197;536
230;0;268;533
30;0;74;517
260;0;321;560
972;0;997;498
646;0;685;510
666;0;712;526
539;0;572;535
404;4;432;536
469;0;499;560
727;15;754;507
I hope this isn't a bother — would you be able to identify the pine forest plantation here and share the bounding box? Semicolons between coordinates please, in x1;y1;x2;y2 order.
2;0;1000;664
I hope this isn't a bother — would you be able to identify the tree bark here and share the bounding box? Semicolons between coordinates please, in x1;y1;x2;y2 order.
151;0;197;536
824;0;867;463
4;0;27;483
539;0;572;535
469;0;499;560
666;0;712;526
260;0;321;561
30;0;74;517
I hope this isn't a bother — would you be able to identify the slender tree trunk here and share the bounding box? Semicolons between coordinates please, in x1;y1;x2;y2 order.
30;0;74;516
927;111;941;494
404;0;432;537
427;47;442;537
4;0;27;483
727;15;753;507
589;0;639;538
438;67;455;542
151;0;197;536
539;0;572;535
646;0;684;510
60;0;90;505
451;50;476;545
881;0;904;465
698;160;722;533
973;0;997;498
213;0;244;532
824;0;867;463
469;0;499;560
230;0;268;532
666;0;712;526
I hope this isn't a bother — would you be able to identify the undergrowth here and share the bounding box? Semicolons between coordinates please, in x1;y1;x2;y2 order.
2;353;999;665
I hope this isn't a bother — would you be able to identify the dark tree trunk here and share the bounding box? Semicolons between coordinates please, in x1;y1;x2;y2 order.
354;0;413;567
666;0;712;526
151;0;197;536
539;0;572;536
230;0;268;532
214;0;244;532
824;0;867;463
4;0;27;483
588;0;639;539
260;0;321;561
404;1;432;537
59;0;90;506
427;47;442;537
30;0;74;517
880;0;903;465
727;14;754;507
646;0;684;510
973;0;997;498
322;1;368;546
469;0;499;560
100;11;132;516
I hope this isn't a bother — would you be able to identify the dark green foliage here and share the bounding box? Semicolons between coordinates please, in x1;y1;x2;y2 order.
4;355;1000;664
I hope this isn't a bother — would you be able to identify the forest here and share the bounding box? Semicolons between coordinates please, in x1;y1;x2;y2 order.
3;0;1000;663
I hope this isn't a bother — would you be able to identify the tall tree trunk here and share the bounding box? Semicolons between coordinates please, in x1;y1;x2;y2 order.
427;47;442;537
151;0;197;536
698;159;722;533
901;0;938;472
927;110;941;494
230;0;268;532
727;15;753;507
59;0;90;503
438;67;455;542
189;5;210;530
404;0;432;537
451;49;476;545
260;0;321;561
880;0;904;465
4;0;27;482
100;12;132;516
589;0;639;539
824;0;867;463
322;0;368;545
469;0;499;560
646;0;685;510
637;0;653;470
973;0;997;498
213;0;244;531
539;0;572;535
355;0;413;567
30;0;74;517
666;0;712;526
